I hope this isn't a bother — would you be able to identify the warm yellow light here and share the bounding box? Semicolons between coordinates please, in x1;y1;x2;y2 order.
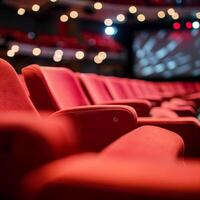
129;6;137;14
7;50;15;57
53;55;62;62
32;4;40;12
137;14;146;22
70;11;78;19
11;45;20;52
167;8;175;16
157;11;166;19
98;51;107;60
172;12;179;20
17;8;25;15
94;2;103;10
94;55;103;64
50;0;57;2
104;18;113;26
196;12;200;19
60;14;69;22
75;51;85;60
55;49;63;56
32;48;41;56
116;14;125;22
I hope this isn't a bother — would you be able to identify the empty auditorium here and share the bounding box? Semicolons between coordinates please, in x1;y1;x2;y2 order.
1;0;200;199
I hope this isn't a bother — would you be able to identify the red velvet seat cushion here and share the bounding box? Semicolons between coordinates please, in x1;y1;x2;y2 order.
0;59;38;114
150;107;179;118
21;154;200;200
101;126;184;161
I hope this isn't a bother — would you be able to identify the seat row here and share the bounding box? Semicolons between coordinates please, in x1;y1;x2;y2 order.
22;64;200;118
0;58;200;200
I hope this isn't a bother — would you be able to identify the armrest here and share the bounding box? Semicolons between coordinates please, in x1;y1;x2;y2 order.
0;112;75;198
186;93;200;107
50;105;137;152
97;99;152;117
137;117;200;158
161;102;196;117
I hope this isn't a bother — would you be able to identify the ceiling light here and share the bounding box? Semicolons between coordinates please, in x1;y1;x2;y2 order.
11;45;20;53
75;51;85;60
94;55;103;64
193;21;200;29
32;48;41;56
98;51;107;60
94;2;103;10
60;15;69;22
7;50;15;57
137;14;146;22
104;18;113;26
32;4;40;12
70;11;78;19
17;8;25;15
157;11;165;19
167;8;175;16
55;49;64;56
129;6;137;14
105;26;117;36
116;14;125;22
196;12;200;19
53;55;62;62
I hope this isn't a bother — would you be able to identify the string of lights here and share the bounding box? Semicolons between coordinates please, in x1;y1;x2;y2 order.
8;1;200;63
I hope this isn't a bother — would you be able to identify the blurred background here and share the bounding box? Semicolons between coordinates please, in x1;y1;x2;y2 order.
0;0;200;80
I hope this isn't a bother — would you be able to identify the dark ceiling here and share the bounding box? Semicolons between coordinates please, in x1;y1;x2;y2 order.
3;0;200;8
89;0;200;6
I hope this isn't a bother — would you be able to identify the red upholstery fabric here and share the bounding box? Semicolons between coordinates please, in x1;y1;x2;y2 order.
150;107;179;118
22;65;90;112
0;112;76;198
101;126;184;161
50;105;137;152
78;73;113;104
170;98;196;109
137;117;200;157
161;101;196;117
23;66;151;117
18;74;30;97
0;59;38;114
80;75;152;117
103;77;132;100
129;80;162;102
21;154;200;200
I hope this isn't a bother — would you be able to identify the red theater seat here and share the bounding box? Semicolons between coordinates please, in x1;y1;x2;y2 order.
78;73;152;117
150;107;179;118
137;117;200;158
22;65;90;112
23;65;151;117
21;153;200;200
20;126;186;200
161;101;196;117
0;60;38;114
101;126;184;162
1;58;200;200
0;112;75;198
0;59;139;199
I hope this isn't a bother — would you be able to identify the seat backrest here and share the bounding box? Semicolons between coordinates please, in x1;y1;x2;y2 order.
78;73;113;104
22;65;90;111
102;77;129;100
129;80;146;98
18;74;30;97
0;59;38;114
